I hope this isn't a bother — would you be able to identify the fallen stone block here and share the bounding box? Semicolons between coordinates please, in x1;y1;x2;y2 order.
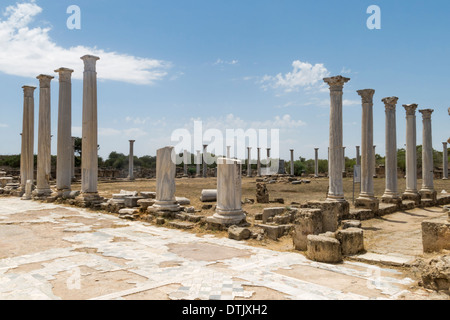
119;208;139;215
256;183;269;204
292;209;323;251
120;190;138;197
307;234;342;264
308;200;349;232
422;218;450;253
169;221;195;230
228;226;251;241
255;224;293;241
417;255;450;292
348;209;374;221
336;228;365;256
262;207;285;223
140;192;156;199
137;199;155;211
124;196;144;208
184;206;196;214
342;220;362;229
176;197;191;206
201;189;217;202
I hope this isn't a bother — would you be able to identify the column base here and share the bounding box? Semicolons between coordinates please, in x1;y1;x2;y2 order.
419;189;437;203
402;192;421;205
355;196;380;212
206;210;247;230
148;201;181;216
33;188;53;200
75;193;104;209
381;193;402;205
326;194;346;203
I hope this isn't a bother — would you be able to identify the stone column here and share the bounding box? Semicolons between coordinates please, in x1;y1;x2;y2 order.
382;97;401;204
356;89;379;211
55;68;74;195
206;158;246;227
203;144;208;178
247;147;252;177
402;104;420;204
419;109;437;202
315;148;319;178
34;75;54;197
290;149;295;176
443;142;448;180
128;140;135;180
77;55;102;206
323;76;350;202
20;86;36;192
148;147;180;214
257;148;262;177
196;150;201;177
356;146;361;166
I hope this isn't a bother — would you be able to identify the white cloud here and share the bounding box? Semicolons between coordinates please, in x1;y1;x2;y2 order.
214;59;239;66
261;60;330;93
0;123;9;128
0;1;170;84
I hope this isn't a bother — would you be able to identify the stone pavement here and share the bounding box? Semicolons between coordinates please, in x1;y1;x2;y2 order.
0;197;426;300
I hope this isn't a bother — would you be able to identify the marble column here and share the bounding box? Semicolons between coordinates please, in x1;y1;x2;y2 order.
419;109;437;201
323;75;350;202
77;55;102;205
356;146;361;166
402;104;420;203
20;86;36;192
382;97;401;204
196;150;201;177
206;158;246;227
55;68;74;194
443;142;448;180
247;147;252;177
290;149;295;176
128;140;135;180
148;147;180;213
71;137;76;181
356;89;379;211
257;148;262;177
35;75;54;197
203;144;208;178
315;148;319;178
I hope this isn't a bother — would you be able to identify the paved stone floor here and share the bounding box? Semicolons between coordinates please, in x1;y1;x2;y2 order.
0;197;442;300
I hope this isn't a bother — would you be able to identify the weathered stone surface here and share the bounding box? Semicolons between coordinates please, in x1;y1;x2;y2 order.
176;197;191;206
307;200;349;232
156;218;165;225
292;209;323;251
417;255;450;291
422;218;450;253
137;199;155;211
169;221;195;230
336;228;365;256
201;189;217;202
255;224;292;241
141;192;156;199
307;234;342;264
348;209;374;221
256;183;269;203
0;177;13;188
228;226;251;241
124;196;144;208
342;220;362;229
119;208;139;215
262;207;285;224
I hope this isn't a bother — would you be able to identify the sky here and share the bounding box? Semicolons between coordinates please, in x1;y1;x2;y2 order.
0;0;449;161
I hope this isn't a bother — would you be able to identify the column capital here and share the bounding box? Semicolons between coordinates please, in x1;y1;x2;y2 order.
443;142;448;146
403;104;418;115
315;148;319;151
419;109;434;119
323;75;350;91
54;68;74;82
81;55;100;72
36;74;54;88
22;86;36;97
357;89;375;104
382;96;399;110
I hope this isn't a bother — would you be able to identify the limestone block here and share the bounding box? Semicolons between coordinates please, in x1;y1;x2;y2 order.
228;226;251;241
422;219;450;253
169;221;195;230
256;183;269;204
119;208;139;215
137;199;155;211
141;192;156;199
342;220;362;229
201;189;217;202
336;228;365;256
255;224;292;241
307;234;342;263
124;196;144;208
120;190;138;197
292;209;323;251
307;200;349;232
262;207;285;224
418;255;450;291
176;197;191;206
0;177;13;188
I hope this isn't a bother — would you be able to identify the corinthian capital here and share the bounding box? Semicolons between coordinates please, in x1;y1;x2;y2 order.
403;104;418;116
81;55;100;72
357;89;375;104
22;86;36;97
419;109;434;120
323;75;350;91
382;97;399;110
55;68;74;82
36;74;54;88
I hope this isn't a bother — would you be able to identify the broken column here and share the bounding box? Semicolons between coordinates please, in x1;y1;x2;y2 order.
207;158;246;227
34;74;54;198
128;140;135;180
402;104;421;204
443;142;449;180
148;147;180;215
315;148;319;178
55;68;74;196
382;97;401;204
76;55;103;207
20;86;36;193
419;109;437;202
247;147;252;177
323;75;350;202
356;89;379;211
290;149;295;176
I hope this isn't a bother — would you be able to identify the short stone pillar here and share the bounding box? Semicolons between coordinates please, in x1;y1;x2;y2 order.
196;150;201;177
419;109;437;202
323;75;350;202
35;74;54;197
128;140;135;180
20;86;36;192
257;148;262;177
247;147;252;177
290;149;295;176
76;55;103;207
356;89;379;212
55;68;74;195
402;104;421;204
206;158;246;227
203;144;208;178
148;147;180;214
314;148;319;178
356;146;361;166
382;97;401;204
443;142;449;180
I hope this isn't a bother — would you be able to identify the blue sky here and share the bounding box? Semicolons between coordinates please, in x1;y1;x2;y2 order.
0;0;449;160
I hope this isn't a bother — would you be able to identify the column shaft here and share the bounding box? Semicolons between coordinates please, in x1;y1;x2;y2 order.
290;149;295;176
128;140;135;180
315;148;319;178
403;104;419;198
419;109;436;199
20;86;36;191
